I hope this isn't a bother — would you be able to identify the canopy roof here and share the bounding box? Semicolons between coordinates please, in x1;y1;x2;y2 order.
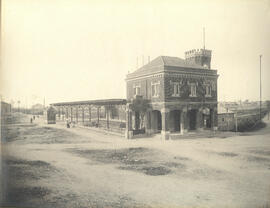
51;99;127;106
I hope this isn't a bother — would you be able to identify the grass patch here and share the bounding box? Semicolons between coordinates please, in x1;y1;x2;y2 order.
4;186;51;205
162;162;186;169
67;147;175;176
6;158;50;167
118;165;172;176
2;157;56;207
217;152;238;157
246;155;270;163
4;124;83;144
2;126;20;142
67;147;228;179
173;156;190;161
67;147;152;165
249;150;270;156
141;166;171;176
4;157;58;180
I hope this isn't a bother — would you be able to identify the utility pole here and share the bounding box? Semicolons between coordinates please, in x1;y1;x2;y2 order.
203;27;205;50
260;55;262;121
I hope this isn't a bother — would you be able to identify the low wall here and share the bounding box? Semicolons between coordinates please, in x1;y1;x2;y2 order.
218;109;268;132
218;113;234;131
58;118;126;135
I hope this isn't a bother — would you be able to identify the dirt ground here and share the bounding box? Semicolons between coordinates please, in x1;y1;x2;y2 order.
1;113;270;208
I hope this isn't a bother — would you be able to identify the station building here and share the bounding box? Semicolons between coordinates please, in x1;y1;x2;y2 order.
125;48;219;139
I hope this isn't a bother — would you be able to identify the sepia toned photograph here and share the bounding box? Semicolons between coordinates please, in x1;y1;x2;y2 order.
1;0;270;207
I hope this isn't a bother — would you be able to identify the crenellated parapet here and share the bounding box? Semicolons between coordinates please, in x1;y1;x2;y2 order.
185;49;212;59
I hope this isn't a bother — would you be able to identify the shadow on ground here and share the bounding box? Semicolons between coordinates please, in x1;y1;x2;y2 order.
1;156;57;207
2;124;89;144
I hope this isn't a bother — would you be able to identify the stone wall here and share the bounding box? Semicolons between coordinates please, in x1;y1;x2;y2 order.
126;76;164;102
163;73;217;103
218;113;235;131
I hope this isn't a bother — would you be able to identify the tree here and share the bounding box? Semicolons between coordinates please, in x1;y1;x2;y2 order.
266;100;270;120
129;97;150;130
266;100;270;110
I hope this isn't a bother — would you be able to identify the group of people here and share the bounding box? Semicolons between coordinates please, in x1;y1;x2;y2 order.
66;119;76;128
30;115;36;123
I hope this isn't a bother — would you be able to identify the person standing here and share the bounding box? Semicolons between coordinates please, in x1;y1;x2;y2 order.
66;119;70;128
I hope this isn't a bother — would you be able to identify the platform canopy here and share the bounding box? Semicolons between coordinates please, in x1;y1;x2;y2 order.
51;99;127;106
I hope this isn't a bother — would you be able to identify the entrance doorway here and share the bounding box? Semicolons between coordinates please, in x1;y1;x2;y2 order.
169;110;180;132
188;109;197;130
151;110;162;132
202;108;211;129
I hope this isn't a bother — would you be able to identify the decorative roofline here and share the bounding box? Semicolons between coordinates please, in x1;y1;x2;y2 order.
185;49;212;59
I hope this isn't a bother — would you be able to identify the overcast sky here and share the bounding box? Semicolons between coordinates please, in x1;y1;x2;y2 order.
1;0;270;107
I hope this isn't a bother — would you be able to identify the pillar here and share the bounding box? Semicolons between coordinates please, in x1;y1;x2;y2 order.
125;104;133;139
135;111;140;130
181;107;189;134
117;105;120;120
63;107;65;121
145;111;151;135
66;107;68;120
106;106;110;129
61;107;63;120
89;105;91;123
82;106;84;124
196;109;203;131
161;108;170;140
150;111;155;132
97;107;100;126
211;107;218;131
76;106;78;123
180;110;187;134
58;108;60;120
70;107;73;122
186;111;190;131
132;112;136;130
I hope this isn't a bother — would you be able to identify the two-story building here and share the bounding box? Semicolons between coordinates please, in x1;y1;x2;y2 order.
125;48;219;139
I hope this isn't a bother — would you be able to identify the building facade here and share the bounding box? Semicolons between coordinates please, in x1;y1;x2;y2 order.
1;101;12;117
126;48;219;139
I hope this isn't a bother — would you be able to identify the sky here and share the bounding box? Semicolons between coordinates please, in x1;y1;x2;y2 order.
1;0;270;107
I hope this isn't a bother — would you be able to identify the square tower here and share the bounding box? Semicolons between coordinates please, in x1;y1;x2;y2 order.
185;49;212;69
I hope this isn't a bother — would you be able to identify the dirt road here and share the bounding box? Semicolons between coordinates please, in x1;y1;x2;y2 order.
1;114;270;208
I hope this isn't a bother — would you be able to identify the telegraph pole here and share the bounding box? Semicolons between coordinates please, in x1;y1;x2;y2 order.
203;27;205;50
260;55;262;121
